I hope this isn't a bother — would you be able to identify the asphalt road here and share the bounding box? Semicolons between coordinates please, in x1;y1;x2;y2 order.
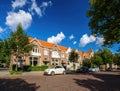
0;71;120;91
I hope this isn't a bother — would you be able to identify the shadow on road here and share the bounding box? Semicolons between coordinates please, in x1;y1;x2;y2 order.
0;78;40;91
73;73;120;91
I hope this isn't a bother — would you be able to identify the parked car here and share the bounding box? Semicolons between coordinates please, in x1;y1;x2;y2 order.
44;65;66;76
117;67;120;70
106;67;113;71
0;63;6;68
89;67;100;72
76;66;89;73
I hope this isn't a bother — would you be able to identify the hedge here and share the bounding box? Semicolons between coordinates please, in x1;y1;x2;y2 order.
31;65;48;71
12;65;48;71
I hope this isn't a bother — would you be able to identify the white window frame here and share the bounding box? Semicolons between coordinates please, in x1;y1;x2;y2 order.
33;46;39;53
44;49;48;55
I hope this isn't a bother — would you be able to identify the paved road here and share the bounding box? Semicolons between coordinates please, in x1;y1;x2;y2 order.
0;71;120;91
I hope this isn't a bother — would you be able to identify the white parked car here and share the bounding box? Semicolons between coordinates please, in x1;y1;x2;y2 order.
89;67;100;72
44;65;66;76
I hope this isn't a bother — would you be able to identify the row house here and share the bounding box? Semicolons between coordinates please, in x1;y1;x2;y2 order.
10;37;94;68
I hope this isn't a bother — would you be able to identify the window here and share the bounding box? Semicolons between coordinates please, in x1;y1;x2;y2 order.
51;59;54;65
44;49;48;55
61;53;65;58
53;51;58;55
55;59;59;65
33;46;39;53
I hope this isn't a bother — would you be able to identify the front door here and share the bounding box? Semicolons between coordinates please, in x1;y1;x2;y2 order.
33;57;38;66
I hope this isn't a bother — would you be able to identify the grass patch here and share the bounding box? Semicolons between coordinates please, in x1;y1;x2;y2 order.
10;71;22;75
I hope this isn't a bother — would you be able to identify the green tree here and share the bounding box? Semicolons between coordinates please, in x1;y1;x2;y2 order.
0;39;11;67
87;0;120;50
69;50;79;70
101;48;113;69
3;39;11;67
83;58;91;68
9;24;33;70
0;40;5;63
113;53;120;66
91;53;103;67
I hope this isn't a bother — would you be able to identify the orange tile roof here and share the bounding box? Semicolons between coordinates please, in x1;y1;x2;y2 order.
79;51;83;55
58;45;68;51
84;52;90;57
28;37;34;42
39;40;55;48
28;37;93;56
89;48;93;53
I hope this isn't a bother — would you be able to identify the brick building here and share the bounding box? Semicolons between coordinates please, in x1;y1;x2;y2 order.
10;37;94;68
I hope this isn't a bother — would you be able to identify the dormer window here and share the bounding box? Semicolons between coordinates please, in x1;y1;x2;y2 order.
33;45;39;53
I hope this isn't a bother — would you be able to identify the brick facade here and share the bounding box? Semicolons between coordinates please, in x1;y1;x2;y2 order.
10;37;94;68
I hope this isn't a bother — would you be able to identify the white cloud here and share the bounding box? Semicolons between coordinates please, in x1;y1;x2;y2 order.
47;32;65;44
73;41;77;45
0;27;3;33
40;1;52;14
5;10;32;31
41;1;52;7
79;34;96;47
96;37;105;46
12;0;27;9
29;0;42;16
69;34;74;40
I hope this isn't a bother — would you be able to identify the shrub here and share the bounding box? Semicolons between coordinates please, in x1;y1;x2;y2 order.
12;64;31;71
23;65;31;72
31;65;48;71
12;64;16;71
40;65;48;71
31;66;41;71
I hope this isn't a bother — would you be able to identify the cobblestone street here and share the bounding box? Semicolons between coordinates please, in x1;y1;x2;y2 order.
0;71;120;91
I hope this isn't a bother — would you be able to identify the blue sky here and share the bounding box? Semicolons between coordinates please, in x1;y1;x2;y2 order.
0;0;119;53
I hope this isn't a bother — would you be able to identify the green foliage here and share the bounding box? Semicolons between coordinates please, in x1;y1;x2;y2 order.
23;65;31;72
9;24;33;70
10;71;22;75
87;0;120;49
101;48;113;65
12;64;17;71
83;58;91;68
0;39;11;67
91;53;103;67
40;65;48;71
113;53;120;66
69;50;79;63
31;65;48;71
9;24;33;55
12;64;31;71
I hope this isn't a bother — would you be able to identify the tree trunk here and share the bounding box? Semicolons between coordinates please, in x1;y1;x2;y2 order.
105;64;107;70
16;56;18;71
73;62;76;71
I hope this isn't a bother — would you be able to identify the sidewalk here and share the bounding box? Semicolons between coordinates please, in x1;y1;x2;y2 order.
0;70;10;77
0;70;44;77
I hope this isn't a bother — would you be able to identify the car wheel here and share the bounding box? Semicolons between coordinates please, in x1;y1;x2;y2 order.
63;71;66;75
51;71;55;76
